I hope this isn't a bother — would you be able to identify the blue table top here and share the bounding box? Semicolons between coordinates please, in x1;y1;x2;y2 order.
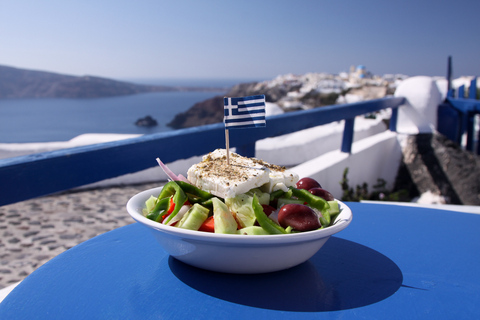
1;202;479;319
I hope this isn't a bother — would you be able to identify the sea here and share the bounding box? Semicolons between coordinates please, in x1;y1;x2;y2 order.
0;78;261;143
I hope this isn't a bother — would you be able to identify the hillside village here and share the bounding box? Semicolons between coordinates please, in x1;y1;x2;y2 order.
247;66;408;111
168;66;409;129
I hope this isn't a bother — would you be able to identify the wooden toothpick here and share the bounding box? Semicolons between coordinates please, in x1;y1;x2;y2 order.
225;128;230;165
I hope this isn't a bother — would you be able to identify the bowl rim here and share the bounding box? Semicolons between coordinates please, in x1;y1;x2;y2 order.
127;186;352;244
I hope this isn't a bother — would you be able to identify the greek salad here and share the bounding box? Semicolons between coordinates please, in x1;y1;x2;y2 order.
142;154;340;235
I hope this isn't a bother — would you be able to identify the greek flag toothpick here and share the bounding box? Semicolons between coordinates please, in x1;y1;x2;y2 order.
223;94;266;165
224;94;266;129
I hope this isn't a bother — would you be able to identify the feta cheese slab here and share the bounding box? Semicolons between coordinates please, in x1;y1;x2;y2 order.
261;169;299;193
187;149;270;198
187;149;299;198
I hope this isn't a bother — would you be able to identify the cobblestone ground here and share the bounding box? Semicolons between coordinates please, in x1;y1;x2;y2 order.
0;182;162;289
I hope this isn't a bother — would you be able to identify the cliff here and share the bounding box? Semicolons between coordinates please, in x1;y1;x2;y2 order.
167;80;304;129
167;96;226;128
398;132;480;205
167;82;263;128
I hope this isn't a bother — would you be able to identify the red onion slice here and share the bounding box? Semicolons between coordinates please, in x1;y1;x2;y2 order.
156;158;191;184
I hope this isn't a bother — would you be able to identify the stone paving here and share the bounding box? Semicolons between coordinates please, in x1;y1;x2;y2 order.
0;182;163;289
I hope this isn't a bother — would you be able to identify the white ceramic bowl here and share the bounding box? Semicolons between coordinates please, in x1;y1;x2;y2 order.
127;186;352;274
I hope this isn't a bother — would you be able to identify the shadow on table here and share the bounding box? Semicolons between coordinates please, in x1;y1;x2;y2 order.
169;237;403;312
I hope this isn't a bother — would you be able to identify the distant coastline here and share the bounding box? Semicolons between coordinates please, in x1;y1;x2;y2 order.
0;65;231;99
121;77;267;90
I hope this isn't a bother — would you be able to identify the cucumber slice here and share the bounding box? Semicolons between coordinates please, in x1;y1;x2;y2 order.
237;226;270;235
177;204;209;230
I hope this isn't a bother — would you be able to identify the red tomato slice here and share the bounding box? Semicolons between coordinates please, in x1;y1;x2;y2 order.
199;216;215;232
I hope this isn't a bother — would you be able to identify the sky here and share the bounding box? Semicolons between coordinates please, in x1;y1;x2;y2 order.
0;0;479;82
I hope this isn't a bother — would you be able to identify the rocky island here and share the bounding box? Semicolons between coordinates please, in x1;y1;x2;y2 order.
135;115;158;127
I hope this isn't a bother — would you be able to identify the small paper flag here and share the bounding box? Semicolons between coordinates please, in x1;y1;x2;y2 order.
224;94;266;129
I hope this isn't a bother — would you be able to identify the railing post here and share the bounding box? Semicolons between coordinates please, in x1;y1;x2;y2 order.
341;118;355;153
469;78;477;99
466;111;475;151
389;107;398;132
466;78;478;152
446;56;455;98
458;85;465;99
447;56;452;92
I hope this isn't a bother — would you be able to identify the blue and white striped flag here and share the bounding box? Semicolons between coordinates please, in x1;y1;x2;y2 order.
224;94;266;129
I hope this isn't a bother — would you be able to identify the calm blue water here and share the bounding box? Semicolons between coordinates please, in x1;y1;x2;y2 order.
0;90;227;143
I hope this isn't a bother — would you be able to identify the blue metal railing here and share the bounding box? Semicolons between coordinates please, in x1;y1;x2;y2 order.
0;97;405;206
438;77;479;154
